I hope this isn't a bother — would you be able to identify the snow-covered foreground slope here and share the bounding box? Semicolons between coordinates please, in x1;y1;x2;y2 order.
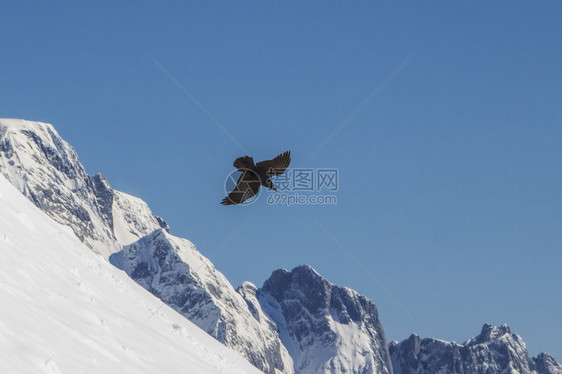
0;174;262;374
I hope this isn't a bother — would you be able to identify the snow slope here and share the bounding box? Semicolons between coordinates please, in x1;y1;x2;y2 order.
0;174;262;374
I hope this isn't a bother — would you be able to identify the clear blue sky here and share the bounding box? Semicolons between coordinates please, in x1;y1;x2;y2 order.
1;1;561;359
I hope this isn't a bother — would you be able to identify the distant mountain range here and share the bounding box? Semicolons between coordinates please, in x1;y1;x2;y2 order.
390;324;561;374
1;118;559;374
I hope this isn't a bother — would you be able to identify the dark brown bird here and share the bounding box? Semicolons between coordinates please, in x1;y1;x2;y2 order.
221;151;291;205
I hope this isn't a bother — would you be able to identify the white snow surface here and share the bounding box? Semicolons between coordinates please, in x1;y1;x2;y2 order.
0;174;262;374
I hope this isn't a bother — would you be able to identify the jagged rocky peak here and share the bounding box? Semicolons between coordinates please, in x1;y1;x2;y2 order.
469;323;512;344
0;119;86;190
262;265;383;327
255;265;393;374
534;353;562;374
262;265;330;310
389;324;562;374
392;333;422;364
0;118;166;257
110;229;294;374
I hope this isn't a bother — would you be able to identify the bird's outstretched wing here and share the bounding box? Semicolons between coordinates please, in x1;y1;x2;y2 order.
221;170;261;205
256;151;291;176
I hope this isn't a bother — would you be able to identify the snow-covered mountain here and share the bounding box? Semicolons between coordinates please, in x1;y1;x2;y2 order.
389;324;562;374
0;118;295;373
0;118;167;257
109;229;293;374
250;266;393;374
0;118;396;374
1;118;560;374
0;172;261;374
110;229;394;374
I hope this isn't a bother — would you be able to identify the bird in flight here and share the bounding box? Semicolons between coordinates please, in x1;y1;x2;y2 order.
221;151;291;205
